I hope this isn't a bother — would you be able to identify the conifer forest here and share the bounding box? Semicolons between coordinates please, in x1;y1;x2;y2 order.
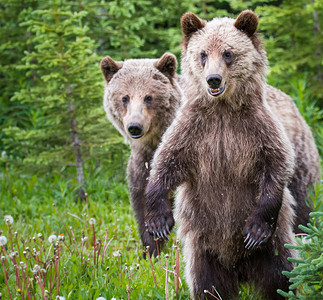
0;0;322;299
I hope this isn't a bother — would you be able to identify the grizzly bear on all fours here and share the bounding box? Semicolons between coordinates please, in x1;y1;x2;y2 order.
145;10;320;300
100;53;182;256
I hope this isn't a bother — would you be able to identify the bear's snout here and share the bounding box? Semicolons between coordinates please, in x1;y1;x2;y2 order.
127;123;144;139
206;74;222;89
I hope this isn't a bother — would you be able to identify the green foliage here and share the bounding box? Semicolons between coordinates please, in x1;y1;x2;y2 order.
3;0;124;189
68;0;196;60
256;0;323;99
0;0;39;156
277;183;323;299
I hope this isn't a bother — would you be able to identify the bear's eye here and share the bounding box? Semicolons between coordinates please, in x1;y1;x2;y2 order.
223;50;234;63
144;95;153;104
122;95;130;104
200;51;208;66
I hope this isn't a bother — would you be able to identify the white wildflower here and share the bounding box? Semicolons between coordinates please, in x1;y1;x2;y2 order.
81;236;88;242
89;218;96;225
0;236;7;246
302;236;312;244
4;215;13;225
37;233;43;238
48;235;57;243
32;264;41;274
96;297;106;300
112;250;121;257
56;297;66;300
111;298;116;300
1;150;7;158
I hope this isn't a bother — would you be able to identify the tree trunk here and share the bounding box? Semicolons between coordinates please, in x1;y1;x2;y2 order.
69;99;86;201
53;0;86;201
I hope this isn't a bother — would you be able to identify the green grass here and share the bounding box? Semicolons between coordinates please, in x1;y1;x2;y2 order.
1;162;321;299
0;164;191;299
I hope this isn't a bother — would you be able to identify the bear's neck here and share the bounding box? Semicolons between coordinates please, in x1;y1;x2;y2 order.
224;76;265;111
130;131;163;154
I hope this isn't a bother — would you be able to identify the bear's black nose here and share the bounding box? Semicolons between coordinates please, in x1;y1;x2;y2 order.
206;74;222;89
128;123;144;138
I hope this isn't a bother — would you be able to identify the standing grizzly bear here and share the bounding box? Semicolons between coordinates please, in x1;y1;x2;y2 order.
100;53;181;256
145;10;320;299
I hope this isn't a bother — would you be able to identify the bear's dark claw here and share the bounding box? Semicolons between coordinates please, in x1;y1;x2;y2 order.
145;205;175;241
145;212;174;241
244;214;274;250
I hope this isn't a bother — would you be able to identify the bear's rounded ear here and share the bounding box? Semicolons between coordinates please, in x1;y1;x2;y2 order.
154;53;177;79
181;12;206;37
234;10;258;37
100;56;123;83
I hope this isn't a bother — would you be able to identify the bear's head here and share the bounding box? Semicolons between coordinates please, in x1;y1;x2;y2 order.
101;53;180;144
180;10;267;107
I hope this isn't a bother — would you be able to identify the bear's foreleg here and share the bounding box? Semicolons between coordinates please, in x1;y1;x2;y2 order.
244;173;285;249
145;147;194;240
130;186;164;257
244;140;293;249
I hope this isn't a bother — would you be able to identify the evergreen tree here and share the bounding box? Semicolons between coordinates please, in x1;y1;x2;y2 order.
278;184;323;299
0;0;39;156
255;0;323;99
4;0;121;200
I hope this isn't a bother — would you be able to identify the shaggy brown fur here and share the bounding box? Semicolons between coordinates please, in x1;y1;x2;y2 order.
145;10;320;299
101;53;182;256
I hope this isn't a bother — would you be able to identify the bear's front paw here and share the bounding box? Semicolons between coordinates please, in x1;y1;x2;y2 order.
243;215;274;249
145;210;174;241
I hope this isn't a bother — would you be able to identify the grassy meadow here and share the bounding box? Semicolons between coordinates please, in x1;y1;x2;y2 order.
1;158;322;299
1;163;191;299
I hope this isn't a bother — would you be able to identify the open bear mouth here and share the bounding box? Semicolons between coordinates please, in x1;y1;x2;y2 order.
130;133;144;139
207;84;226;97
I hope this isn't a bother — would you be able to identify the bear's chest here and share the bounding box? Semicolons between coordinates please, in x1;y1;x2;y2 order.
196;114;262;182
